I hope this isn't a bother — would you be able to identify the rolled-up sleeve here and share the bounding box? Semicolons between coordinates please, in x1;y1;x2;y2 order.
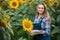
40;20;50;35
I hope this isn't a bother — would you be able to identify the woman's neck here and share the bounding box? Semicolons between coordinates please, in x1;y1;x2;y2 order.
37;15;43;21
38;14;43;17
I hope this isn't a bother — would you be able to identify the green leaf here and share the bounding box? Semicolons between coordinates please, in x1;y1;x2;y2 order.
18;37;27;40
51;27;60;35
57;15;60;23
8;23;14;35
50;7;56;13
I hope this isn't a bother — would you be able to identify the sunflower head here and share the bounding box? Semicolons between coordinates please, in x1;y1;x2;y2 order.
9;0;19;9
2;2;6;7
0;20;8;28
22;19;33;32
53;1;59;6
29;0;34;5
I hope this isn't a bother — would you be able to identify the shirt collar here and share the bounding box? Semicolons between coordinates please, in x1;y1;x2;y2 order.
35;15;44;19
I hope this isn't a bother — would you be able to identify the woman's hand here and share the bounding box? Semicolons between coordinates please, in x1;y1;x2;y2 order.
30;30;40;36
31;30;40;33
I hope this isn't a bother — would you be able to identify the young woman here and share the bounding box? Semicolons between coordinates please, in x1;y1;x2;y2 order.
30;2;51;40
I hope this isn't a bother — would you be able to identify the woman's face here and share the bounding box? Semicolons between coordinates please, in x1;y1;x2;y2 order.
37;4;44;14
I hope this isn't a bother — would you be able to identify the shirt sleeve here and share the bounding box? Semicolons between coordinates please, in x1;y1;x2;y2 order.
40;20;50;35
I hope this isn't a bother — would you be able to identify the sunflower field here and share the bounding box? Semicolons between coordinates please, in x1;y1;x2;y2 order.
0;0;60;40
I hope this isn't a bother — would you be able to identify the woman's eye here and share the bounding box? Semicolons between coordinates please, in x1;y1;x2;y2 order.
42;8;44;9
38;7;44;9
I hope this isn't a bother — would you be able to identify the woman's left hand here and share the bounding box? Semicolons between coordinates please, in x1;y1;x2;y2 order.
30;30;41;36
30;30;40;33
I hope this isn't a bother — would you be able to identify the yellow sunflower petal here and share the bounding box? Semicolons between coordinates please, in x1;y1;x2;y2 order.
16;0;21;2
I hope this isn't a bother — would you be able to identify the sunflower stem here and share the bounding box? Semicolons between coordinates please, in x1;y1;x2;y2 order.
27;32;31;40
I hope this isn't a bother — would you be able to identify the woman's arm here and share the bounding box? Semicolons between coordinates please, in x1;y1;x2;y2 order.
30;30;41;36
30;30;40;34
39;20;50;35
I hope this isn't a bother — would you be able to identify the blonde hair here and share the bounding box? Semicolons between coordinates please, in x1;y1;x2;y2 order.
37;2;51;20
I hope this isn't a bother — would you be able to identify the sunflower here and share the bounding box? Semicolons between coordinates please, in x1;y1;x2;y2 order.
9;0;19;9
2;2;6;7
53;1;59;6
45;0;54;7
1;20;8;28
22;19;33;32
29;0;34;5
20;0;26;4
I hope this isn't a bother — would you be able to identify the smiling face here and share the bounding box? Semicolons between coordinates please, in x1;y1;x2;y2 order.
37;4;45;15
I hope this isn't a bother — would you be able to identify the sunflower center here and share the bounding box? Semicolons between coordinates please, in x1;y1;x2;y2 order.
2;2;6;6
54;2;58;5
12;2;17;6
25;22;30;28
0;0;3;2
29;0;32;2
18;0;20;1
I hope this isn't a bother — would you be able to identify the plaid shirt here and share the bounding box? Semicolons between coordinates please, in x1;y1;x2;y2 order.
33;16;50;35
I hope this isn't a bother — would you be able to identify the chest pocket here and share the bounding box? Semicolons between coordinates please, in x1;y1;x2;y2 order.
33;17;44;30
